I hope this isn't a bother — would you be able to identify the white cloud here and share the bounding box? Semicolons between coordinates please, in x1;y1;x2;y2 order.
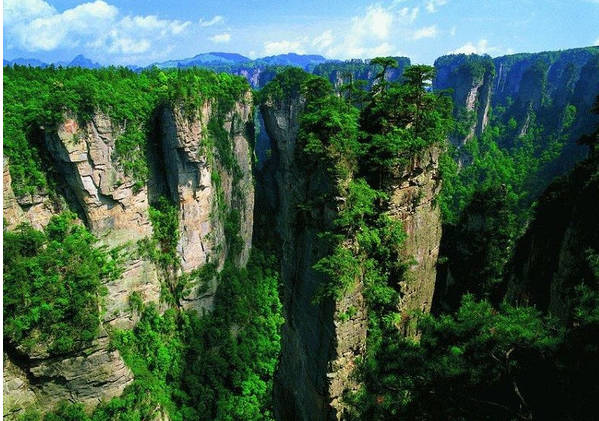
108;37;151;54
412;25;437;40
595;37;599;46
118;15;191;36
370;42;394;56
425;0;448;13
398;7;419;23
199;15;224;27
324;4;395;58
313;30;334;49
309;2;429;59
449;39;497;55
4;0;192;60
210;33;231;43
450;26;457;36
4;0;55;26
263;40;305;56
11;1;119;51
354;4;394;40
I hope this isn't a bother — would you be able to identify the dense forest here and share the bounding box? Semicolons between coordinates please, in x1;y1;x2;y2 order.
3;50;599;421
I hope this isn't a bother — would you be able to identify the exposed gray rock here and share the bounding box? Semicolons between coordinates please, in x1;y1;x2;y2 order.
3;90;255;417
386;146;443;335
262;94;338;421
160;94;254;311
263;92;444;419
46;113;154;241
3;159;56;230
4;332;133;416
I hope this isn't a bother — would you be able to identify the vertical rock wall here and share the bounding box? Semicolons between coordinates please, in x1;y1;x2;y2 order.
3;93;255;418
160;94;254;310
261;92;443;419
434;47;599;150
261;94;338;421
386;146;443;334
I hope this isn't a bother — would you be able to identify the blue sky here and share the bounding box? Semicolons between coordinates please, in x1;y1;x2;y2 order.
4;0;599;65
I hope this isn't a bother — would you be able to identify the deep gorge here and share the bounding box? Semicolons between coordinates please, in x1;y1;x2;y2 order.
3;46;599;421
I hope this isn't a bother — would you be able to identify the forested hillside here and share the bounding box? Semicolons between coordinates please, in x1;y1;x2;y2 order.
3;48;599;421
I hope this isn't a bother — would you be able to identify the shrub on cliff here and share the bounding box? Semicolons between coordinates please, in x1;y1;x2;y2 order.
4;212;123;354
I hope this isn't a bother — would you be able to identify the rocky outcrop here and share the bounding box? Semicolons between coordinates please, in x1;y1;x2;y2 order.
261;93;336;421
45;114;154;241
434;47;599;151
43;113;162;328
327;284;368;418
160;95;254;310
262;87;443;419
261;91;366;420
507;156;599;318
4;333;133;418
386;146;443;333
3;159;57;231
3;91;255;417
433;55;495;146
313;57;411;90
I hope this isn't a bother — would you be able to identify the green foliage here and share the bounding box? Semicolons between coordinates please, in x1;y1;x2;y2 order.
314;246;362;299
257;67;311;103
402;64;436;89
224;208;244;258
140;195;213;307
4;212;122;354
438;186;518;307
139;196;195;307
360;65;453;186
370;56;399;90
148;197;180;270
335;179;384;231
208;117;237;173
346;288;599;420
107;250;282;421
181;251;284;420
34;251;282;421
435;89;595;307
3;66;249;197
279;61;452;325
299;90;361;180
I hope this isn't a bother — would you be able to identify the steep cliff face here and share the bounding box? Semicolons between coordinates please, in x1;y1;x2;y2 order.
3;92;255;418
160;95;254;310
260;93;338;421
3;159;57;231
433;55;494;145
313;57;410;90
260;86;443;419
434;47;599;155
507;156;599;317
386;146;443;331
42;113;162;329
432;48;599;312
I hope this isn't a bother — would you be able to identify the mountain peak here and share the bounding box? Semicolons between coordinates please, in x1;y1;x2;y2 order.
67;55;101;69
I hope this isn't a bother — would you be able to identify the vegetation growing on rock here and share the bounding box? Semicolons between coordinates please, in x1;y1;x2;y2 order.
4;212;122;354
3;66;249;196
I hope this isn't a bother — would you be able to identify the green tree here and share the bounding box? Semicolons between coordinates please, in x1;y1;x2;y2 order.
370;56;399;93
4;212;122;354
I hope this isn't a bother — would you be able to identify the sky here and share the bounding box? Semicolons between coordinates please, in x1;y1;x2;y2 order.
3;0;599;66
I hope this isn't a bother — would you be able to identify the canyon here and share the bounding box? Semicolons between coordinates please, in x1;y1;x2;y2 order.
3;46;599;420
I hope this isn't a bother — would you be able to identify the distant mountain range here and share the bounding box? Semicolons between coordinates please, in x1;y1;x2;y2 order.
3;52;331;71
4;54;102;69
151;52;330;70
153;52;251;69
